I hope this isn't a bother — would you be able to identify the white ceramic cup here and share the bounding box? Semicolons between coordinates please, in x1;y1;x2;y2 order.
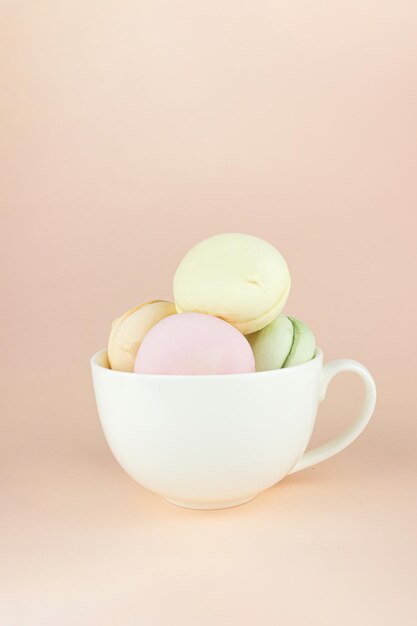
91;349;376;509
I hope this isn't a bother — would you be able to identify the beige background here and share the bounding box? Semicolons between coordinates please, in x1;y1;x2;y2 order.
1;1;417;624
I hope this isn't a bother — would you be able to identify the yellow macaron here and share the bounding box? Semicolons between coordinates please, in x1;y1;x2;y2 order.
173;233;291;335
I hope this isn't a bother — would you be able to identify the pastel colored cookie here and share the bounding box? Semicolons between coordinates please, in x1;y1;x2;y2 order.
134;312;255;375
247;315;316;371
108;300;176;372
173;233;291;335
246;315;294;371
283;317;316;368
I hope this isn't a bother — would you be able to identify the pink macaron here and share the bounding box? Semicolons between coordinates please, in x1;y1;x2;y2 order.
134;312;255;375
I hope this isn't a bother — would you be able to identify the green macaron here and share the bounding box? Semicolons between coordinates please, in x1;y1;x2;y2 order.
247;315;316;371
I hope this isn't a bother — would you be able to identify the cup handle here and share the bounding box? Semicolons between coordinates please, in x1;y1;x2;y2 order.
289;359;377;474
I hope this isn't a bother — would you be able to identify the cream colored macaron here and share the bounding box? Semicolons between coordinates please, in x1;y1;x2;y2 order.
173;233;291;335
247;315;316;371
108;300;176;372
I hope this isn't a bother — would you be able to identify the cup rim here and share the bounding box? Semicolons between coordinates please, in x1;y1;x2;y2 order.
91;347;323;380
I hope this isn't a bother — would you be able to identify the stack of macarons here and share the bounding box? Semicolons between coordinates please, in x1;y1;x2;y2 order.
107;233;316;375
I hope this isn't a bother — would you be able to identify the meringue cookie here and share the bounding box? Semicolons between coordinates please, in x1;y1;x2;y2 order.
134;312;255;375
173;233;291;335
246;315;294;371
247;315;316;371
108;300;176;372
283;317;316;368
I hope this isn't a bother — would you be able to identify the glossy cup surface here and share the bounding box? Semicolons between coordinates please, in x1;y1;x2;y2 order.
91;349;324;509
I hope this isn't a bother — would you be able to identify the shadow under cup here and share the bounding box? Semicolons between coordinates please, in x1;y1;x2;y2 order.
91;349;327;509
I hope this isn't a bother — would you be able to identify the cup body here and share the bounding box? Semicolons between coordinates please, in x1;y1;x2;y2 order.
91;349;324;509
